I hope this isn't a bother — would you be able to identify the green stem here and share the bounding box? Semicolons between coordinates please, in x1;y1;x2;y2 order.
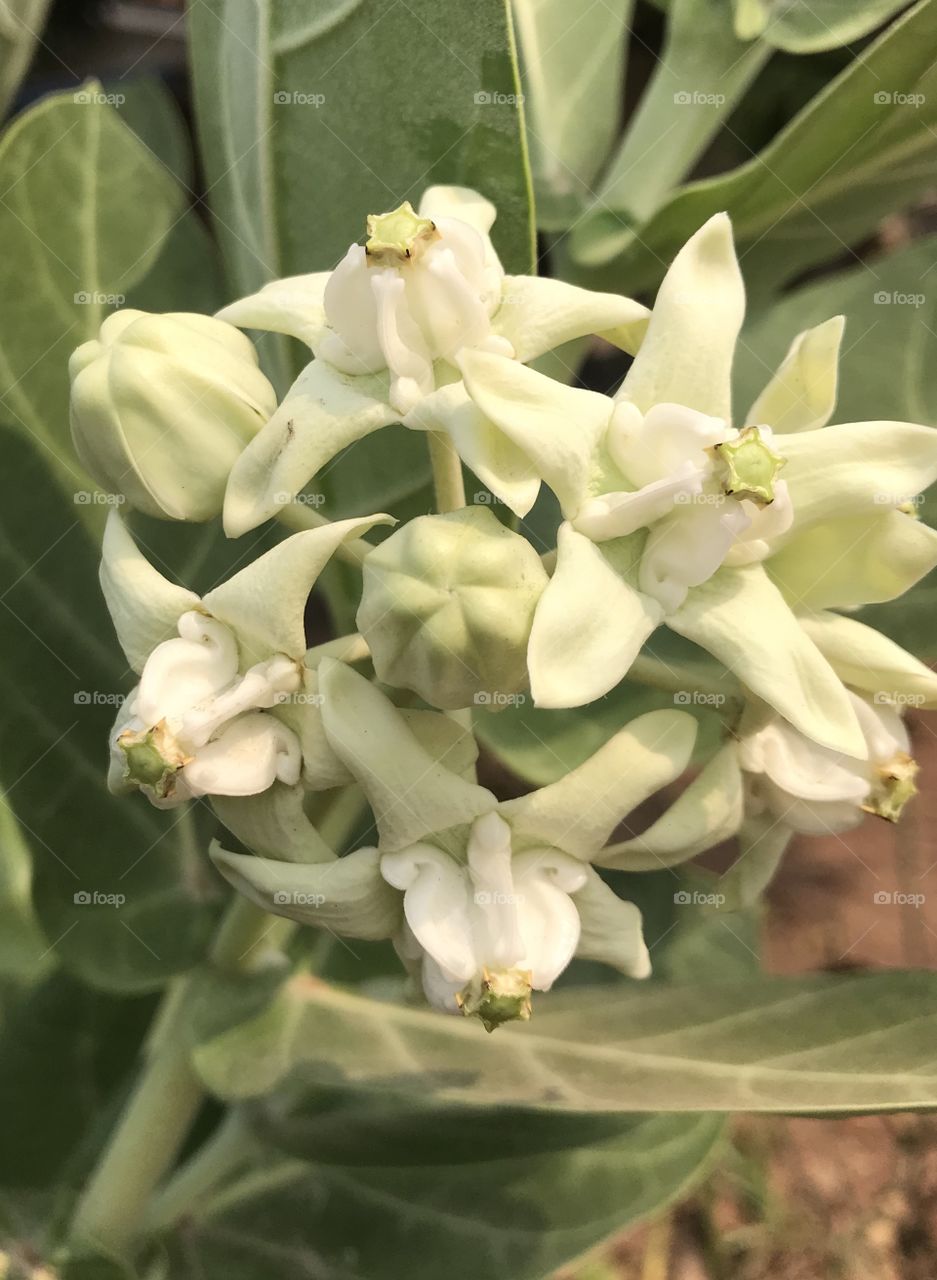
143;1112;256;1235
68;896;273;1258
427;431;466;512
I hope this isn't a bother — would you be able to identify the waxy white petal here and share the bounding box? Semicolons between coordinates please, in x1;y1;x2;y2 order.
419;185;497;235
571;870;651;979
617;213;745;420
136;611;238;728
183;712;301;797
381;844;477;982
527;523;661;708
798;610;937;708
216;272;331;350
745;316;844;434
512;849;587;989
493;275;650;363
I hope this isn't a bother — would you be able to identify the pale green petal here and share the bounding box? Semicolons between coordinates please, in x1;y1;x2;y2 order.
212;783;337;864
458;349;611;517
493;275;650;363
204;516;393;664
215;273;331;350
319;659;494;852
99;512;200;673
405;383;541;516
668;564;865;756
572;869;651;978
782;421;937;527
746;316;844;434
798;610;937;708
501;709;696;859
717;815;792;911
596;744;744;871
769;510;937;610
402;708;479;781
617;213;744;420
527;523;661;709
273;667;353;790
223;360;396;537
211;842;402;941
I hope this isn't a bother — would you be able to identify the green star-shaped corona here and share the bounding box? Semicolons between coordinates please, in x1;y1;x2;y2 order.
118;723;187;800
457;967;533;1033
714;425;786;506
863;753;919;823
365;201;438;266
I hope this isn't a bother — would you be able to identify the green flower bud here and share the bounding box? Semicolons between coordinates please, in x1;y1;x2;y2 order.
69;310;277;521
357;507;549;711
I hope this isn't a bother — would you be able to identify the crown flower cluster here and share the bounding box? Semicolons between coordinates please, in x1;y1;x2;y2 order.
74;186;937;1029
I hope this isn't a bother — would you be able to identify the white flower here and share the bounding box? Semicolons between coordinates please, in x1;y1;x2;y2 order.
211;660;745;1029
320;196;512;415
739;692;917;835
111;612;302;809
216;185;650;534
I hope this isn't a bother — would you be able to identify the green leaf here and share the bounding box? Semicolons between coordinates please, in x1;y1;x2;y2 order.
0;0;52;119
511;0;632;227
194;969;937;1113
734;233;937;656
581;0;937;295
755;0;914;52
0;786;51;984
162;1108;722;1280
189;0;535;295
0;87;187;501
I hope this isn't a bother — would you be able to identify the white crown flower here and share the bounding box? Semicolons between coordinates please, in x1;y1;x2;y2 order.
100;511;391;809
216;185;650;535
456;214;937;760
211;660;741;1030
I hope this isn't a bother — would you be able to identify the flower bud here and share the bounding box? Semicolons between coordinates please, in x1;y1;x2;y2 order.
69;310;277;521
357;508;548;710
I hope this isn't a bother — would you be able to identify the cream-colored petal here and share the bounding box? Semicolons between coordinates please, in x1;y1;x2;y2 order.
183;713;301;797
527;523;662;709
798;610;937;708
617;213;745;420
99;512;200;674
223;359;396;537
212;842;402;940
597;744;744;871
212;783;337;864
571;868;651;979
215;272;331;351
494;275;650;363
500;708;697;859
745;317;844;434
667;563;865;756
418;185;497;236
204;516;393;665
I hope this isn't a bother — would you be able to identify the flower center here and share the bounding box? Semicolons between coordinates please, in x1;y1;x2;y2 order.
365;201;439;266
713;425;786;506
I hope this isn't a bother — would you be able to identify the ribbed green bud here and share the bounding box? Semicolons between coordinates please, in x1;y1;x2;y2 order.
357;508;549;710
69;310;277;521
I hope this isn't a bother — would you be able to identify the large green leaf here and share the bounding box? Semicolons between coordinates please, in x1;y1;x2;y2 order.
162;1107;722;1280
579;0;937;295
0;0;52;119
188;0;535;296
512;0;632;227
194;970;937;1113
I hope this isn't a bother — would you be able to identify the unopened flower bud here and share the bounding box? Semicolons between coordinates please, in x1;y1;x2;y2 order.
70;310;277;521
357;508;548;710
